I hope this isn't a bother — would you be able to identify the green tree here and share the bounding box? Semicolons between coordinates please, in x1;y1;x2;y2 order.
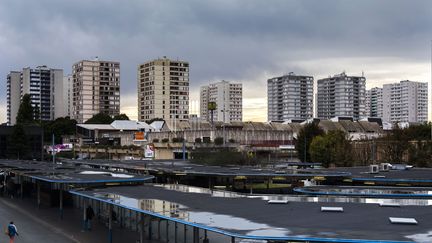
295;122;324;162
404;122;432;140
8;123;28;159
33;103;41;124
113;113;130;120
309;136;331;166
380;125;410;163
309;130;352;167
16;94;34;124
408;141;432;167
43;117;77;143
85;113;114;124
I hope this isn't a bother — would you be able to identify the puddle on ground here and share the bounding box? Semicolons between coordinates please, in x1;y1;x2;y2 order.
154;184;432;206
94;192;289;236
154;184;243;198
299;187;432;196
79;171;134;178
405;231;432;243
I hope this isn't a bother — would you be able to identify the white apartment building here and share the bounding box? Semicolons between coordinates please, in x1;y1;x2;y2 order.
7;66;64;125
317;72;366;120
267;73;313;122
382;80;428;123
137;57;189;126
200;80;242;123
365;87;383;118
72;59;120;123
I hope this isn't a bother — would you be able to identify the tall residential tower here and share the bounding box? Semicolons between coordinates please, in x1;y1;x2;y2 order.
7;66;64;125
382;80;428;123
138;57;189;126
365;87;383;118
72;59;120;123
200;80;242;123
316;72;366;120
267;73;313;122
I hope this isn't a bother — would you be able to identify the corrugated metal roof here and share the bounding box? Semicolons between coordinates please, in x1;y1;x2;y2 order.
111;120;153;130
77;124;116;130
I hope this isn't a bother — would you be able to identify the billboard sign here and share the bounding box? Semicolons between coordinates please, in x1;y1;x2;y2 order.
145;144;155;158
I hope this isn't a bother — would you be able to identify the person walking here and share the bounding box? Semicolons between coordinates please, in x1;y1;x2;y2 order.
6;221;18;243
85;205;95;231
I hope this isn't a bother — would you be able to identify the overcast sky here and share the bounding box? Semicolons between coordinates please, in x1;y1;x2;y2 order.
1;0;431;122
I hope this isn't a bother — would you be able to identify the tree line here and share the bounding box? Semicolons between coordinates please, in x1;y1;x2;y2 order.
6;94;130;159
295;121;432;167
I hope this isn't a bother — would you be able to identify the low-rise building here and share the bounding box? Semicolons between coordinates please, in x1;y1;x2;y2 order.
76;120;157;146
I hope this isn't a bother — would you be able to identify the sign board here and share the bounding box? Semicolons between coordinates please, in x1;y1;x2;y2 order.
145;144;155;158
47;143;74;153
134;132;145;141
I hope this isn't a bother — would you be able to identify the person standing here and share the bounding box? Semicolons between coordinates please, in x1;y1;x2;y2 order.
7;221;18;243
85;205;95;230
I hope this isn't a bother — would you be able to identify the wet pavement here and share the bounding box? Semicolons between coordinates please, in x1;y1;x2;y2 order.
0;196;163;243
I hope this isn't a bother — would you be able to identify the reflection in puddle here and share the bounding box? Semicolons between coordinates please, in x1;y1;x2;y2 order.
188;212;289;236
155;184;243;198
155;184;432;206
405;231;432;243
95;192;289;236
80;171;134;178
298;186;432;196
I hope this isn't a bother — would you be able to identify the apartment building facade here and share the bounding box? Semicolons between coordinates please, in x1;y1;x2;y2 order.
365;87;383;118
72;59;120;123
316;72;366;120
200;80;242;123
137;57;189;127
7;66;64;125
267;73;313;122
64;75;74;118
382;80;428;123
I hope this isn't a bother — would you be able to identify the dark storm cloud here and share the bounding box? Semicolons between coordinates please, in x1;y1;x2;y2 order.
0;0;431;121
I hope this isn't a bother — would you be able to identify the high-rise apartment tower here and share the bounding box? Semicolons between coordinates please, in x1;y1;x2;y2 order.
200;80;242;123
267;73;313;121
7;66;64;125
382;80;428;123
72;59;120;123
137;57;189;126
316;72;366;120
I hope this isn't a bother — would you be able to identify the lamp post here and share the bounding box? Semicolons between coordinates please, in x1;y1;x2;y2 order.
208;102;217;141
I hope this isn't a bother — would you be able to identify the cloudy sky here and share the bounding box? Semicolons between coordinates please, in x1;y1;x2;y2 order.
1;0;431;122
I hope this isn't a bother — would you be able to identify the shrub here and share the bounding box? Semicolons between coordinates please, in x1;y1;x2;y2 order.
228;138;235;143
152;138;159;143
195;137;202;143
161;138;169;143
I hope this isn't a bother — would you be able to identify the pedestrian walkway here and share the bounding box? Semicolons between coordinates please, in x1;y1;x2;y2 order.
0;197;162;243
